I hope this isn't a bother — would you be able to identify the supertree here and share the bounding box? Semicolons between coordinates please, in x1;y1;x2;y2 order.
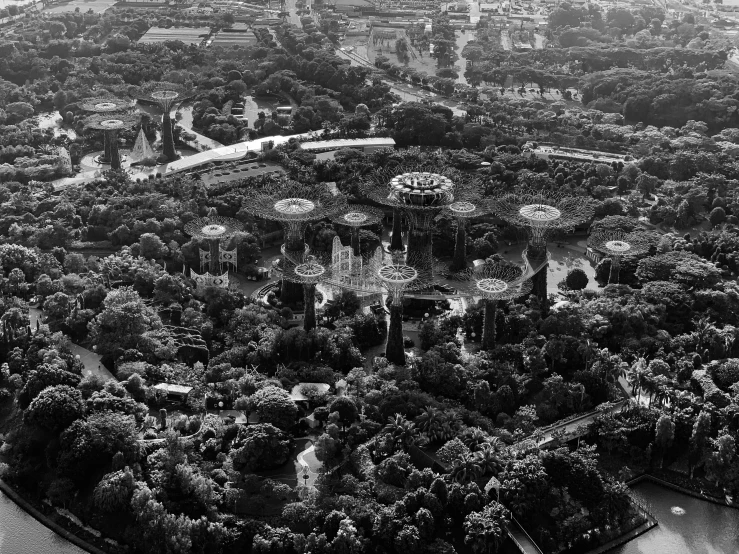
137;82;193;162
184;211;245;275
79;97;132;165
443;198;488;271
457;261;533;351
244;181;346;305
363;167;455;276
377;262;419;365
492;189;594;313
277;253;331;332
84;113;140;170
330;205;384;257
589;229;653;284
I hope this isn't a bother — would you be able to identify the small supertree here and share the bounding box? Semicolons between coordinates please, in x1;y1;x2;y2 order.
184;211;244;275
331;205;384;257
457;261;533;351
137;82;194;162
279;253;331;332
244;181;346;305
79;97;132;164
444;199;488;271
492;189;594;313
84;113;140;170
589;229;654;284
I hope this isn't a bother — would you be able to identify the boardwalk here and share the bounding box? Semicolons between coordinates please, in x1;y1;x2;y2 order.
507;517;544;554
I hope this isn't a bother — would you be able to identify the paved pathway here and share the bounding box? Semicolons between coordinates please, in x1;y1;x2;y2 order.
29;307;115;381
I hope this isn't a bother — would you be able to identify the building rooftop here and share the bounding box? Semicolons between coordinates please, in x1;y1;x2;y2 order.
299;137;396;151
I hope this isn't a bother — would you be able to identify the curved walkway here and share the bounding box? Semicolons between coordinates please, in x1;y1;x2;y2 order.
29;307;114;381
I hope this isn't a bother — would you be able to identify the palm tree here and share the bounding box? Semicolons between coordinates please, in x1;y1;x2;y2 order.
693;316;713;352
384;414;418;452
450;454;483;484
473;444;503;477
415;407;443;442
463;427;490;451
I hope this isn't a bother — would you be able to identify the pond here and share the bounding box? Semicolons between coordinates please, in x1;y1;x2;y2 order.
614;481;739;554
0;490;84;554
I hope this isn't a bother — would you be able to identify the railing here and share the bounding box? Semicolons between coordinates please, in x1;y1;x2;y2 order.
507;515;545;554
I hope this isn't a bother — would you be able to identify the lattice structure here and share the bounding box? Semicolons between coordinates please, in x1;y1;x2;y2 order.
244;182;346;305
331;205;384;257
492;189;595;312
137;82;194;161
185;215;244;275
190;269;230;291
589;229;654;284
85;113;140;170
199;247;238;273
457;261;533;350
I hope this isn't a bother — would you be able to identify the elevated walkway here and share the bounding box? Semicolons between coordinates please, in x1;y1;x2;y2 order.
506;516;544;554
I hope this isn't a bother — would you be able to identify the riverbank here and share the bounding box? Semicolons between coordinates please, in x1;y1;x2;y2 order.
0;478;111;554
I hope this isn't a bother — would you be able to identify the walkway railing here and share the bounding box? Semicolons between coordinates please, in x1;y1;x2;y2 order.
506;515;544;554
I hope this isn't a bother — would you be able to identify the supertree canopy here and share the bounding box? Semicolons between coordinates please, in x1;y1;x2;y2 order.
493;189;594;311
589;229;654;284
184;213;244;275
137;82;194;162
84;113;140;170
330;205;384;257
457;261;533;351
243;181;346;305
277;253;331;332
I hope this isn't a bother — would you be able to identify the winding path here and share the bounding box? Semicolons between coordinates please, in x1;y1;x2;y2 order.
29;307;114;381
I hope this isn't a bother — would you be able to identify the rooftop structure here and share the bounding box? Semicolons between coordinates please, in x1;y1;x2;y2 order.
298;137;396;153
137;27;211;46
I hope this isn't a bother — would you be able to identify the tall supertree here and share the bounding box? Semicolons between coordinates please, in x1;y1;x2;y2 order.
184;212;244;275
377;262;419;365
589;230;653;284
364;168;455;278
330;205;384;257
84;113;140;170
244;182;346;305
79;97;132;165
493;189;594;313
137;82;193;162
443;198;488;271
457;261;533;351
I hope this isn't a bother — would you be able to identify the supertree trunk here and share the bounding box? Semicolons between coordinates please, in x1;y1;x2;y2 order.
109;130;121;170
481;299;497;351
102;132;111;163
304;284;316;332
527;245;549;315
281;231;305;305
390;208;404;251
162;111;177;161
209;238;220;274
451;220;467;271
609;256;620;284
386;302;406;365
351;228;361;257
